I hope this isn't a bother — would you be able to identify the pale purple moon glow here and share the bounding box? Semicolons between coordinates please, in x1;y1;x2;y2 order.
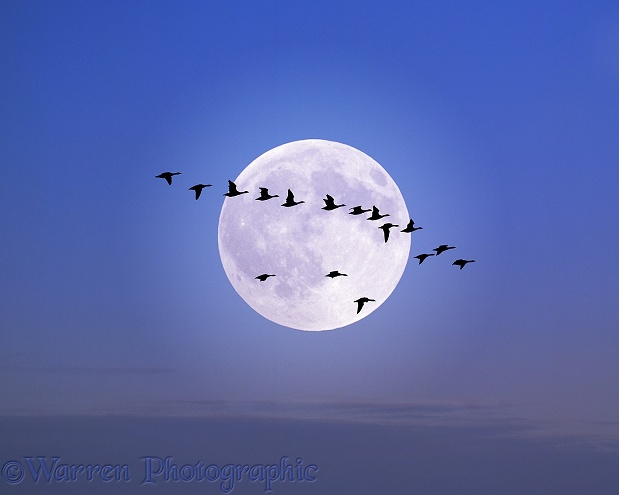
218;139;410;331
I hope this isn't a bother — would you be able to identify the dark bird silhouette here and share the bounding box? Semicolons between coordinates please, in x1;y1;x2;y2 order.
367;206;390;221
433;244;456;256
255;187;279;201
349;206;371;215
401;219;423;233
322;194;345;210
281;189;304;207
325;270;347;278
379;223;399;243
156;172;181;185
224;180;249;197
255;274;276;282
189;183;212;200
453;259;475;270
414;253;435;264
354;297;376;314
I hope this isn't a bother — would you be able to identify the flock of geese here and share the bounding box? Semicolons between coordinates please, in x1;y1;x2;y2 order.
157;171;475;314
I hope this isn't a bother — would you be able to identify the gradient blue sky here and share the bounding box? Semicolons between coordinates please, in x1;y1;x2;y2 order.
2;1;619;493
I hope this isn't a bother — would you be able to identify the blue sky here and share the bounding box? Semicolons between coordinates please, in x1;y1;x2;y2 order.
2;1;619;493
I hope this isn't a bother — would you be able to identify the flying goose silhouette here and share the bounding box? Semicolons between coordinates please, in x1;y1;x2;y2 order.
433;244;456;256
379;223;399;243
189;183;212;200
349;206;371;215
321;194;345;210
414;253;435;264
354;297;376;314
325;271;347;278
224;180;249;197
255;274;276;282
401;219;423;233
367;206;389;221
281;189;304;207
452;259;475;270
156;172;181;185
255;187;279;201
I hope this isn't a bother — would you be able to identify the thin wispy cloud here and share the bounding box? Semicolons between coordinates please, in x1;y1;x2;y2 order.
160;398;533;432
148;399;619;448
0;365;175;375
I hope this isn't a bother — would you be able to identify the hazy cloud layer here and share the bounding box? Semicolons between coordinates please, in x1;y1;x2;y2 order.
4;396;618;448
1;414;619;495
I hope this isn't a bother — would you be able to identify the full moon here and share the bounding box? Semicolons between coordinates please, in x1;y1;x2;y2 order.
218;139;410;331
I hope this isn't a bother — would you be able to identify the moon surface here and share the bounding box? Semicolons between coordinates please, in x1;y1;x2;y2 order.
218;139;410;331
